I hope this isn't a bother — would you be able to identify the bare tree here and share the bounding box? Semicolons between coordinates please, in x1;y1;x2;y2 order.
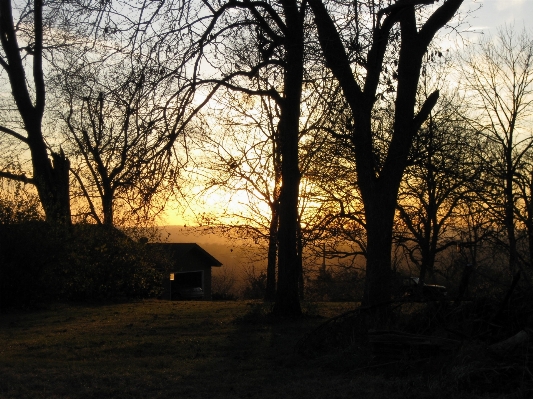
309;0;464;309
0;0;70;224
186;0;310;317
459;25;533;275
193;70;339;302
193;89;282;301
51;46;193;227
396;87;482;289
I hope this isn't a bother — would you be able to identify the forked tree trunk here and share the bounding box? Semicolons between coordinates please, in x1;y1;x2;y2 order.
1;0;71;225
309;0;463;316
31;143;71;225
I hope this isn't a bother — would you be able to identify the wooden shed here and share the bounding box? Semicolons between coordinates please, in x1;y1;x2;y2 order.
148;243;222;300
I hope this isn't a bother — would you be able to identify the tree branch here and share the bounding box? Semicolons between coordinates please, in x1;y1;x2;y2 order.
308;0;363;107
412;90;439;132
0;170;35;184
0;125;28;143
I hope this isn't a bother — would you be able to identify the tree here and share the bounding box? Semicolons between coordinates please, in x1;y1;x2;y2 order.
396;87;481;289
308;0;464;309
0;0;70;224
51;44;192;227
1;0;196;226
192;89;282;301
188;0;310;317
459;25;533;274
193;61;345;302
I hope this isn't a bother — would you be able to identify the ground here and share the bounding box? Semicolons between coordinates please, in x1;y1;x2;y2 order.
0;300;503;398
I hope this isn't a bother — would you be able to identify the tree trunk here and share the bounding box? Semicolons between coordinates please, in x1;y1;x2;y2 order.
265;131;282;302
102;191;114;226
0;0;71;225
362;187;397;308
18;105;71;227
265;202;279;301
272;0;305;318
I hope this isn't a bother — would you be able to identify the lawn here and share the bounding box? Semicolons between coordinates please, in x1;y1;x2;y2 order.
0;300;495;398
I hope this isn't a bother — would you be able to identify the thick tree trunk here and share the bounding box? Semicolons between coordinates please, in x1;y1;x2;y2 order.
24;117;71;226
102;188;114;226
362;188;397;308
272;0;305;318
265;203;279;301
0;0;71;225
275;173;302;317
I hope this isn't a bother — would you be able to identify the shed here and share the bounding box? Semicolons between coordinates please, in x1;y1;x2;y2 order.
148;243;222;300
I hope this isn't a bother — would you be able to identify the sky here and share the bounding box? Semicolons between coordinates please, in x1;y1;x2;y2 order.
462;0;533;32
162;0;533;227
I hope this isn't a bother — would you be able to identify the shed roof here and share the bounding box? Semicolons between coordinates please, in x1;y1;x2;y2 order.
148;243;222;267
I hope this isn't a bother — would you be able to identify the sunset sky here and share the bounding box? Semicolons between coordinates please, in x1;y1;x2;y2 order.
162;0;533;227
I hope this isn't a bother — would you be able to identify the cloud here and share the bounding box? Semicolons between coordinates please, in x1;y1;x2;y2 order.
496;0;526;11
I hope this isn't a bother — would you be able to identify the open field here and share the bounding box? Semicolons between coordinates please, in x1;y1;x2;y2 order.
0;300;500;399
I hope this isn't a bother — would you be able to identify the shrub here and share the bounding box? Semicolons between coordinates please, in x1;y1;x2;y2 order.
54;225;162;301
0;223;162;310
241;266;267;300
305;268;363;302
0;182;43;224
0;222;60;309
211;267;238;300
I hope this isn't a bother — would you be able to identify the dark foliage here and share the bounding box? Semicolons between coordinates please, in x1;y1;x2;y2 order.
0;188;43;224
0;223;161;310
0;222;62;310
211;292;238;301
296;278;533;396
241;269;267;300
306;268;363;302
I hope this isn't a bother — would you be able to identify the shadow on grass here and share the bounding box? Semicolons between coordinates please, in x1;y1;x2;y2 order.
0;300;504;399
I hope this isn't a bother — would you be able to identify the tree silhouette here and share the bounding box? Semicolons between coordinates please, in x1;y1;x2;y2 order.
309;0;464;309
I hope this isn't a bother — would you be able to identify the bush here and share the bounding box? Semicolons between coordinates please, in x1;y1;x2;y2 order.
305;268;363;302
211;267;238;300
0;182;43;224
54;224;162;301
241;267;267;300
0;223;162;310
0;222;61;309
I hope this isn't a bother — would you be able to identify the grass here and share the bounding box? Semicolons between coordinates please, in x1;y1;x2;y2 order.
0;300;500;398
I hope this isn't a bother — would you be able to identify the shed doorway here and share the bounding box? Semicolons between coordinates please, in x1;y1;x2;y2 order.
170;271;204;300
